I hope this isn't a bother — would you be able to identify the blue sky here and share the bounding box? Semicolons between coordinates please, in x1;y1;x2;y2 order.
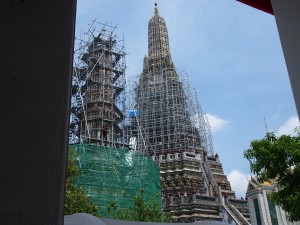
76;0;299;197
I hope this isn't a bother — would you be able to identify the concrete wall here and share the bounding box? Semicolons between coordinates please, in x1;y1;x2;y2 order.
272;0;300;117
0;1;76;224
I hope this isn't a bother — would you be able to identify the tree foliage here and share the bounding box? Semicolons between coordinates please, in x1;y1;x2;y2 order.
64;147;98;215
244;130;300;221
107;189;172;222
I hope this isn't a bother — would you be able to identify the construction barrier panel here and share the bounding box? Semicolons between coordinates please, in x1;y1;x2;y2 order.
73;144;161;217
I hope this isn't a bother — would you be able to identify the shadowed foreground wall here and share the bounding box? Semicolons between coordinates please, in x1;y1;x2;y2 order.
272;0;300;117
0;1;76;224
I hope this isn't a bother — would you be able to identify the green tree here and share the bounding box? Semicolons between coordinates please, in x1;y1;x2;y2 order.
107;189;172;222
64;147;98;215
244;130;300;221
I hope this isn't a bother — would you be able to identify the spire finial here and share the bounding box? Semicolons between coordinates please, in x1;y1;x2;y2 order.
264;117;269;133
154;1;159;16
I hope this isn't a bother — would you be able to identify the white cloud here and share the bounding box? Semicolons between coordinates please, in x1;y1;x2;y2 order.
227;169;250;198
205;113;229;133
277;116;299;136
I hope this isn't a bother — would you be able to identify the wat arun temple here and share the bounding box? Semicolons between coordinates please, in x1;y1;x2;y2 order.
131;3;251;223
70;2;251;224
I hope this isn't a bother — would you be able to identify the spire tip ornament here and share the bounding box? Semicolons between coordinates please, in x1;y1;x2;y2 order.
154;1;159;16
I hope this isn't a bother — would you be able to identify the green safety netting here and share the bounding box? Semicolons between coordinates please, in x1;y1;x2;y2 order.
73;144;161;217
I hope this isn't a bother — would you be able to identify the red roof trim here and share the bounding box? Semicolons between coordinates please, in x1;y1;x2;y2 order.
237;0;274;15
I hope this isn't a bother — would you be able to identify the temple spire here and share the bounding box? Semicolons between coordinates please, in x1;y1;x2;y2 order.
147;2;173;72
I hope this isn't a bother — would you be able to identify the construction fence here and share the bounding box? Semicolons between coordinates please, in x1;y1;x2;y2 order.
73;144;161;217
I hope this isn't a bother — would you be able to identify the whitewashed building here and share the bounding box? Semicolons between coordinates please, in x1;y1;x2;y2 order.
246;177;299;225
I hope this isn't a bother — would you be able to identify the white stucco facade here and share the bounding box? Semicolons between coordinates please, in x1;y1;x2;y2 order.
246;177;295;225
